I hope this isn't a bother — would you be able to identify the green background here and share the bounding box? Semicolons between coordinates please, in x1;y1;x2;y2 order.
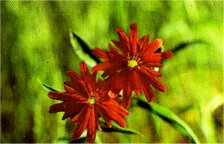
1;1;223;143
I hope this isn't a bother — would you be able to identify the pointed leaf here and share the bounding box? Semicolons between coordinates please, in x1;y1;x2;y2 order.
99;119;143;137
70;31;100;66
137;99;200;143
172;40;208;54
43;83;58;92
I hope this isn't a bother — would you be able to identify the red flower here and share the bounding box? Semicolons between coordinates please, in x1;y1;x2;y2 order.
92;23;173;108
48;62;129;143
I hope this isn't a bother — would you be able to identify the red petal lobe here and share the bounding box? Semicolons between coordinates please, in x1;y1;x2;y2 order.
162;50;173;59
92;48;108;60
129;23;138;56
91;61;111;73
72;106;91;140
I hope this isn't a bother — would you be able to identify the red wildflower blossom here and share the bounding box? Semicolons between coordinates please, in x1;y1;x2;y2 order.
48;62;129;143
92;23;173;108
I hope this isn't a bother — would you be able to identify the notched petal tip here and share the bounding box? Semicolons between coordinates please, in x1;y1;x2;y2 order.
92;48;108;59
122;123;127;128
161;86;166;92
65;70;82;82
66;70;75;75
162;50;174;59
48;92;58;99
91;61;111;73
79;61;88;72
154;38;163;48
115;27;123;33
117;120;127;128
130;23;138;30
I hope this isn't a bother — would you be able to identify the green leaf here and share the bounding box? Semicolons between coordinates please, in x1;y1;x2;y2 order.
42;83;58;92
99;119;144;137
137;99;200;143
69;31;100;67
172;40;209;54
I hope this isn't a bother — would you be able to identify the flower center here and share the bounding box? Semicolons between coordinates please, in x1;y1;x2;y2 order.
88;97;96;104
128;59;138;68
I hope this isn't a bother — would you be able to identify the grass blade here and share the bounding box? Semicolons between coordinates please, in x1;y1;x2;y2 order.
99;120;143;137
42;83;58;92
70;31;100;67
172;40;208;54
138;99;200;143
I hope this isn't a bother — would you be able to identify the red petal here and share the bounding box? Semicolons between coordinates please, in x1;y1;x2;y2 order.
79;62;97;94
87;107;96;143
70;106;91;122
91;61;111;73
95;105;112;128
143;38;163;57
112;40;129;56
101;100;129;117
130;70;141;96
101;60;125;77
72;106;91;140
138;67;166;92
123;86;132;109
108;43;119;55
95;113;102;131
143;61;164;67
140;77;155;102
162;50;173;59
115;28;129;44
62;109;79;120
97;104;127;128
80;62;92;82
141;65;162;77
59;103;85;120
49;103;64;113
149;38;163;52
79;61;88;73
96;79;111;95
63;83;76;93
66;71;89;93
144;53;163;62
64;82;88;97
49;102;84;119
79;62;91;82
65;71;90;95
149;76;166;92
138;35;150;53
111;69;129;93
48;92;87;101
102;68;117;77
92;48;109;60
129;23;138;56
66;70;82;82
145;88;154;102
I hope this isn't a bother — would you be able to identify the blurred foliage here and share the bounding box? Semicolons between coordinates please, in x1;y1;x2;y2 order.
1;1;223;143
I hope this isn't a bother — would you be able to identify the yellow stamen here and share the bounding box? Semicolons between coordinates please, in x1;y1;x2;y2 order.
128;59;138;68
88;97;96;104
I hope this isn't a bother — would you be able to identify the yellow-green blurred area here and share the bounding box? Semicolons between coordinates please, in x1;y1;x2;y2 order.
1;1;223;143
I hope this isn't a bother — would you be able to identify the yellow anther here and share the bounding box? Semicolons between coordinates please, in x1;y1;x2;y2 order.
88;97;96;104
128;59;138;68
